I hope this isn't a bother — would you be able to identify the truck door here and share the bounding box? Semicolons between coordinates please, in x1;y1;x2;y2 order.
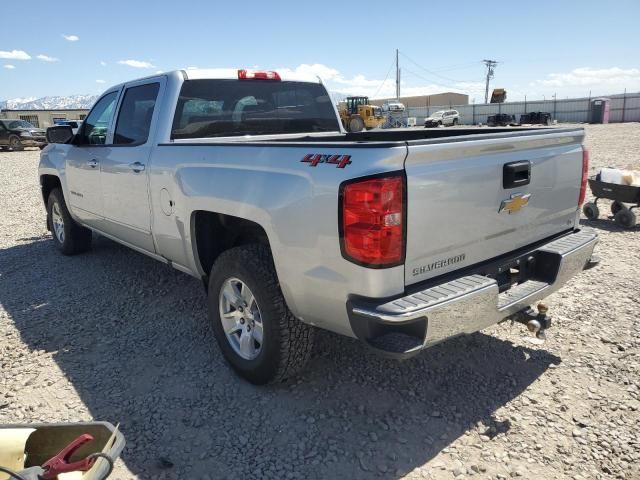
98;79;162;252
65;90;120;226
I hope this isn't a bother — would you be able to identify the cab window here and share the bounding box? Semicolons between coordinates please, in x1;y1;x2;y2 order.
78;92;118;145
114;83;160;145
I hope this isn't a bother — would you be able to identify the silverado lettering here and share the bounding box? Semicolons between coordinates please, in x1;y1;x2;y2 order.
412;254;466;276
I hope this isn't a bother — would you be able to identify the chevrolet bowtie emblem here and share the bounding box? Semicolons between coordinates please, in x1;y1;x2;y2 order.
499;193;531;214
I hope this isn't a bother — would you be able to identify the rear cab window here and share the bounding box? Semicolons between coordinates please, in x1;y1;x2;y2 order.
171;79;340;139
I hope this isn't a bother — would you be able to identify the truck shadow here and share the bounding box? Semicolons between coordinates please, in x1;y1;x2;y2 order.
580;217;640;232
1;236;559;479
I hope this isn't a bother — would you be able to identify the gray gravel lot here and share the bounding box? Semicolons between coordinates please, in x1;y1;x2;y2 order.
1;123;639;480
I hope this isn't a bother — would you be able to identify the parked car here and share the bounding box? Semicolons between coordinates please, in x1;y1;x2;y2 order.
40;68;598;384
0;119;47;150
381;101;405;113
54;119;84;134
424;110;460;127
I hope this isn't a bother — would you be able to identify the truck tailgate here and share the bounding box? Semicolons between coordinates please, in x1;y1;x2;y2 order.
404;129;585;286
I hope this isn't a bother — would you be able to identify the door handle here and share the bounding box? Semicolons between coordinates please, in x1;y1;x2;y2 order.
503;161;531;188
87;159;99;168
129;162;145;173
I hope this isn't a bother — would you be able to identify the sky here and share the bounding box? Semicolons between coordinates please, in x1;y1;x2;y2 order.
1;0;639;102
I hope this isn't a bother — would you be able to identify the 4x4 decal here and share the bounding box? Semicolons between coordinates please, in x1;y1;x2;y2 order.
301;154;352;169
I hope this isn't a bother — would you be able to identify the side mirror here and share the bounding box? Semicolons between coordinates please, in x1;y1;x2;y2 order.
46;125;74;144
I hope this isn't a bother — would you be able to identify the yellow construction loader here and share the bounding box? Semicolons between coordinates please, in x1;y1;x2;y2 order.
338;96;385;132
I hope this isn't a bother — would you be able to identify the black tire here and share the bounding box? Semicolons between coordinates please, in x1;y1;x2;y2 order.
47;188;92;255
582;202;599;220
611;201;624;215
452;118;459;126
208;244;315;385
437;121;442;127
9;135;23;151
348;116;365;132
614;207;636;229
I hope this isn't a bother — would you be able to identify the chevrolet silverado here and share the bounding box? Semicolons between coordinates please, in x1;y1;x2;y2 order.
39;68;598;384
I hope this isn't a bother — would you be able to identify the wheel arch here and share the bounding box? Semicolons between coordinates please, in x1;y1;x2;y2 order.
40;174;62;207
191;210;271;281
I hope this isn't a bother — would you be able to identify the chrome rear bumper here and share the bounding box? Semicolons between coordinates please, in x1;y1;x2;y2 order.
348;229;598;358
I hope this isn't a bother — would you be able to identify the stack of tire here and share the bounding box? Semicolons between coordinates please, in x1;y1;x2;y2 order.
520;112;552;126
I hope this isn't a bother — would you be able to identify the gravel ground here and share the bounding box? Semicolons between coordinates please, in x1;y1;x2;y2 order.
1;123;638;480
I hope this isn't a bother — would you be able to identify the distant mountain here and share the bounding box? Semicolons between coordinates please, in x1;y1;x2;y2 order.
0;95;98;110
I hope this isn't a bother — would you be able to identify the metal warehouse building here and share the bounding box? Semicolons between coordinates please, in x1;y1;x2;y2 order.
370;92;469;108
0;109;89;129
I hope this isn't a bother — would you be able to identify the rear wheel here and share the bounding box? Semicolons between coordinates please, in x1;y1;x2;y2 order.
47;188;92;255
582;202;599;220
611;201;624;215
208;244;315;384
614;207;636;229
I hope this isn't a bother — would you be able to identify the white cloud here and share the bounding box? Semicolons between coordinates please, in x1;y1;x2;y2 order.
36;54;59;62
100;61;107;66
270;63;484;100
186;66;198;70
96;79;106;84
118;59;156;69
276;63;341;82
530;67;640;97
0;50;31;60
62;35;79;42
155;70;163;74
3;64;16;70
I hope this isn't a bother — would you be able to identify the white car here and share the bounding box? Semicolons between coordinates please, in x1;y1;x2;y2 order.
382;101;405;112
425;110;460;127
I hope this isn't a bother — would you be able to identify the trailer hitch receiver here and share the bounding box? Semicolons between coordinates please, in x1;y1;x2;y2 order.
511;303;552;340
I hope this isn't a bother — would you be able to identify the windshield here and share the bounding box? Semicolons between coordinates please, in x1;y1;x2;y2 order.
172;79;341;139
7;120;35;129
430;111;445;118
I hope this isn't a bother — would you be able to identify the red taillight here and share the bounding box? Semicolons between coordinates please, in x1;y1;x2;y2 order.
579;147;589;206
340;174;405;267
238;69;281;80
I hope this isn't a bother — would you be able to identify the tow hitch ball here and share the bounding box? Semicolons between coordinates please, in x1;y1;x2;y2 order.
511;303;552;340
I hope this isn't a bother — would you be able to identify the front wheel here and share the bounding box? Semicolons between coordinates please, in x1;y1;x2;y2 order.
452;118;459;126
208;244;315;384
348;116;365;132
582;202;599;220
47;188;92;255
9;135;23;151
611;201;624;215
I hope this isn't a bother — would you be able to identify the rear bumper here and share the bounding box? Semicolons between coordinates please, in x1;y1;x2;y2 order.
347;229;598;358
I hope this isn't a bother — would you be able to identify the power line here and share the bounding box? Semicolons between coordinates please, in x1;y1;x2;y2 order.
483;59;498;103
399;51;478;84
428;61;484;73
402;68;470;93
372;54;396;99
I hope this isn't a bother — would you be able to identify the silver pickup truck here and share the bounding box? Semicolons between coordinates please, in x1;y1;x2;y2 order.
39;68;598;384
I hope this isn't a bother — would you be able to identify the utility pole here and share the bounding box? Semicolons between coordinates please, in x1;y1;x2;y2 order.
395;48;400;101
483;59;498;104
